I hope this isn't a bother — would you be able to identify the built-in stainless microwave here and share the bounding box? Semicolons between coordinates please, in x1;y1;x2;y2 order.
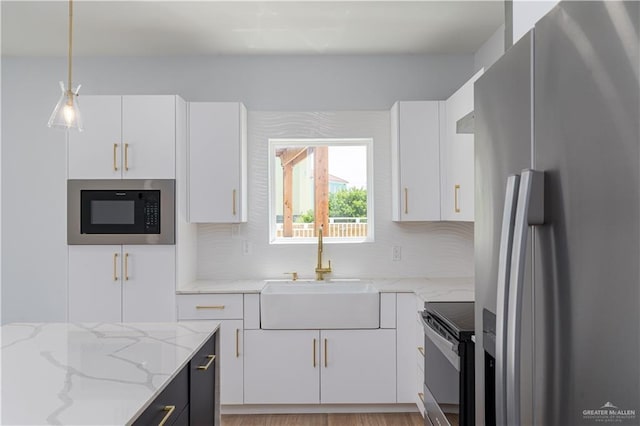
68;179;175;245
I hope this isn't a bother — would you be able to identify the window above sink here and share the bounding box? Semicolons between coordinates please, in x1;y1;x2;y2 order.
268;138;374;244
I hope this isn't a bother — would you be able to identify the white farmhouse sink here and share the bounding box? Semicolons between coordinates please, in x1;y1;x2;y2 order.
260;281;380;329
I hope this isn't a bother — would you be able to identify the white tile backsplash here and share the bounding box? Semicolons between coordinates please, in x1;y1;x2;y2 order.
197;111;473;280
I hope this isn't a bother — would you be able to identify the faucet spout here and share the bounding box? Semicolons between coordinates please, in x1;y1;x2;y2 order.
315;225;332;280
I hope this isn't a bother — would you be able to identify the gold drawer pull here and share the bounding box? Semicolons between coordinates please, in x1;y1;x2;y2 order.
418;346;425;356
124;143;130;171
235;329;240;358
324;338;328;367
418;392;425;402
113;143;119;171
313;338;317;368
195;305;225;310
454;184;461;213
232;189;237;216
113;252;119;281
404;187;409;214
124;252;129;281
158;405;176;426
197;354;215;371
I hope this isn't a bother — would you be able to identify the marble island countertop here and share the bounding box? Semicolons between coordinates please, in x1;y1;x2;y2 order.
1;321;220;425
178;276;474;303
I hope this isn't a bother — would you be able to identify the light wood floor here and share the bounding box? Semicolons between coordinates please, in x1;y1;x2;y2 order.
221;413;424;426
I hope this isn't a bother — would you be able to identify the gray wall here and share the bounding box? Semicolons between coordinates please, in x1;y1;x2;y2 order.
474;24;505;72
1;54;475;323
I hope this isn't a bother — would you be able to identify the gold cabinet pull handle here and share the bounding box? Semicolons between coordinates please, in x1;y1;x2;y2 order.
418;392;425;402
124;253;129;281
195;305;225;310
113;143;119;171
232;189;237;216
418;346;425;356
158;405;176;426
404;187;408;214
324;338;328;367
113;253;119;281
454;184;461;213
124;143;130;171
313;338;317;368
197;354;215;371
235;329;240;358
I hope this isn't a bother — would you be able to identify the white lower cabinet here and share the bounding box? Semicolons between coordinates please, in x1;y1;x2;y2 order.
396;294;418;404
68;245;175;322
219;320;244;404
243;328;396;404
176;294;245;405
244;330;320;404
320;329;396;404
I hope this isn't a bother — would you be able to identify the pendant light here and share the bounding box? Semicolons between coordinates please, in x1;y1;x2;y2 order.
48;0;82;131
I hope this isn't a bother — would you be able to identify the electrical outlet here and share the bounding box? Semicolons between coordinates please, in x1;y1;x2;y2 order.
392;246;402;261
242;240;253;255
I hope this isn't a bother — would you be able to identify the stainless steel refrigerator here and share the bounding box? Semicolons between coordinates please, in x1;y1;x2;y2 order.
474;1;639;425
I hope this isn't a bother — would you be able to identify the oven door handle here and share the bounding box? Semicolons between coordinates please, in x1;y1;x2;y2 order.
422;316;460;371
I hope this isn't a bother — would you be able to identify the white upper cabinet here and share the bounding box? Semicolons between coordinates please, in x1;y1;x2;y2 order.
68;96;122;179
441;69;484;221
391;101;443;222
68;95;176;179
188;102;247;223
121;96;176;179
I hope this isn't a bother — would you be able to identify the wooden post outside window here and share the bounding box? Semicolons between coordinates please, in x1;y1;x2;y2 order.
277;147;308;238
283;162;294;237
314;146;329;237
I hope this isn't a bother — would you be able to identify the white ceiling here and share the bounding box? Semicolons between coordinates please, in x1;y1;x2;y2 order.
2;1;504;56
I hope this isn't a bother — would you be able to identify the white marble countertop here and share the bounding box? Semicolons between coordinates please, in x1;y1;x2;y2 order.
1;321;220;425
178;277;474;303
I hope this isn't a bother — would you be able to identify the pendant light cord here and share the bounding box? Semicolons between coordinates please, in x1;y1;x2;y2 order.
68;0;73;93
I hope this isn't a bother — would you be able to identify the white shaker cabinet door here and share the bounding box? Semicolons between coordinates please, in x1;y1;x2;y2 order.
396;293;418;403
68;245;122;322
121;245;176;322
219;320;244;405
441;69;483;221
320;329;396;404
188;102;247;223
68;96;122;179
122;96;176;179
244;330;320;404
391;101;442;221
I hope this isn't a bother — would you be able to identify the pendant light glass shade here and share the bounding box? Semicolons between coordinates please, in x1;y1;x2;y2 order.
48;81;83;131
48;0;83;132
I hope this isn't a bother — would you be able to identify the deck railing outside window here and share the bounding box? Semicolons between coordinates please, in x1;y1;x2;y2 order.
275;218;368;238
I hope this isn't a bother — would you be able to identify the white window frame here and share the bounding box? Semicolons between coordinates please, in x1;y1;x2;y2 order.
268;138;374;244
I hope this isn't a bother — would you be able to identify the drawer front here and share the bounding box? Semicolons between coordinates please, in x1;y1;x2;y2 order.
417;362;426;417
177;294;243;319
173;404;189;426
132;366;188;426
190;335;216;425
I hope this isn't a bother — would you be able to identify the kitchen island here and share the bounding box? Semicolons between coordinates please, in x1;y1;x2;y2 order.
1;321;220;425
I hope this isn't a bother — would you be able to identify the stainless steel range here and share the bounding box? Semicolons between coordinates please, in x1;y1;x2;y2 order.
421;301;475;426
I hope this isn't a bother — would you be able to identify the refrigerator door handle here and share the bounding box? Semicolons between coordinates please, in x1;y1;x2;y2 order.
506;169;544;426
495;174;520;426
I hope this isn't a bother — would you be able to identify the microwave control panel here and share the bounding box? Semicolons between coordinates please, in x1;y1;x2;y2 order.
142;193;160;233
